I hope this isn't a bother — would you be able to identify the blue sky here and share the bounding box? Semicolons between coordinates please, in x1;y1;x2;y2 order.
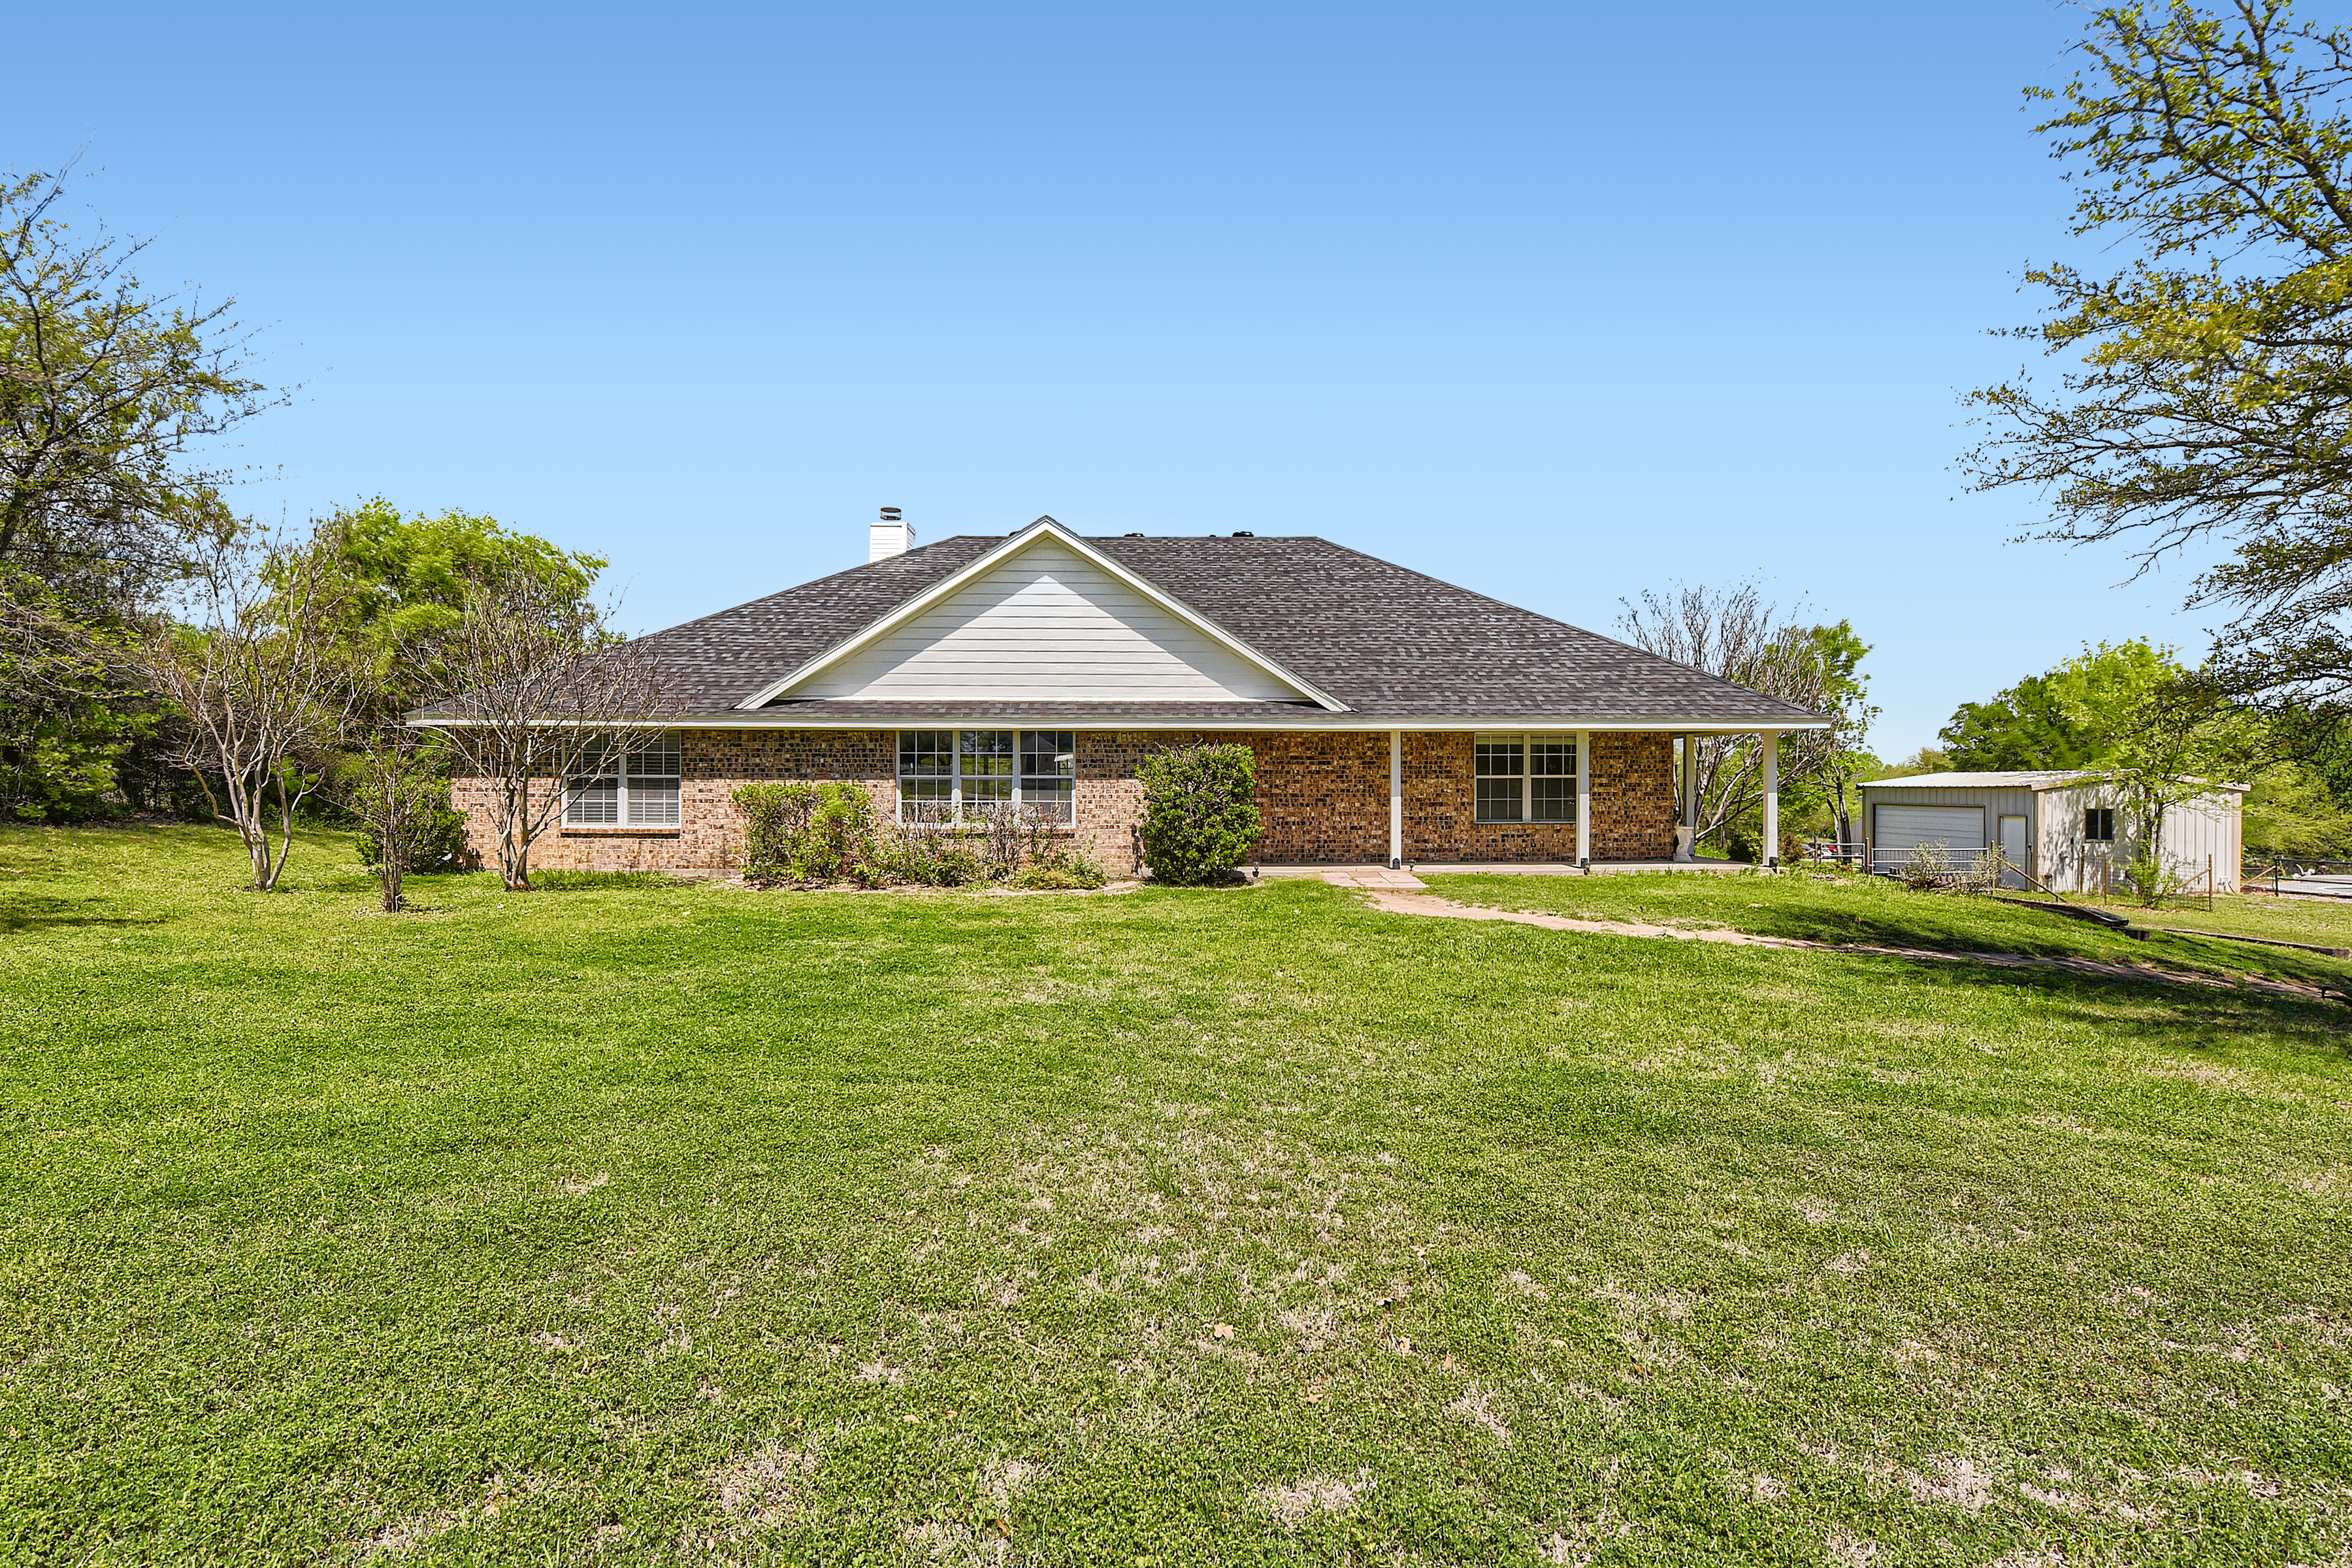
5;1;2222;757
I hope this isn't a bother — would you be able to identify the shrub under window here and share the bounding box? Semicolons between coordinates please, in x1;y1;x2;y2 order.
1136;743;1260;885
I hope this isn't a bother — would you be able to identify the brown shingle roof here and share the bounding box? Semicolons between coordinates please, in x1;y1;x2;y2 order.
432;534;1824;727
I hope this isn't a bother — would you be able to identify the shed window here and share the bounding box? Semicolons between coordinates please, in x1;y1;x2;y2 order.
565;732;681;826
1475;734;1576;824
898;730;1075;824
2084;807;2115;843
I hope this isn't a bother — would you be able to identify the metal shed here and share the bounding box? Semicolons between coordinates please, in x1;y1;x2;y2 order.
1857;770;2246;894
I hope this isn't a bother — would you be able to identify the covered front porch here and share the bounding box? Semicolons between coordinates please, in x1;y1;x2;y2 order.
1361;726;1797;872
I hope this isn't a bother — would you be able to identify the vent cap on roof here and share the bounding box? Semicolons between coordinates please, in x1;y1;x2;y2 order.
870;506;916;561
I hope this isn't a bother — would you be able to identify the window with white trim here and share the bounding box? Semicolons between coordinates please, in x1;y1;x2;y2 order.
1475;733;1576;824
564;732;681;826
2084;806;2115;842
898;730;1075;824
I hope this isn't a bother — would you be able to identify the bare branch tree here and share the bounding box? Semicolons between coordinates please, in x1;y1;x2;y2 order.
1616;583;1863;852
127;524;360;890
416;574;661;890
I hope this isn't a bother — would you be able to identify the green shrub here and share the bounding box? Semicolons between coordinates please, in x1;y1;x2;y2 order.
734;781;881;885
2122;844;2189;908
804;781;880;882
735;783;812;885
1007;846;1109;890
878;828;988;887
1136;743;1260;885
355;790;472;874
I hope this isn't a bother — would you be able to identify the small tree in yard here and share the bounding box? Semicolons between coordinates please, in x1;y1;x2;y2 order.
336;728;451;911
1137;743;1260;885
418;572;659;890
129;523;359;890
2065;664;2254;902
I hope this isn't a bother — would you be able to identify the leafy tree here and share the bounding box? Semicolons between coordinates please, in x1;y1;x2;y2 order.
303;498;604;721
2058;659;2257;893
1891;746;1955;775
0;584;156;819
2242;759;2352;855
1800;620;1879;845
0;167;274;818
1941;676;2100;770
1964;1;2352;701
1939;640;2181;769
1;167;270;605
1136;743;1261;885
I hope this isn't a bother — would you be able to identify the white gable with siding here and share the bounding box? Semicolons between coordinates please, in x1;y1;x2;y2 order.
760;527;1330;706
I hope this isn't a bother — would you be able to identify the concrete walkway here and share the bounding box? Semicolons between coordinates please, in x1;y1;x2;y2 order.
1347;887;2350;1005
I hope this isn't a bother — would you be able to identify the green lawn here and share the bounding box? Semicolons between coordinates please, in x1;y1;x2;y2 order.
3;827;2349;1566
1425;869;2352;992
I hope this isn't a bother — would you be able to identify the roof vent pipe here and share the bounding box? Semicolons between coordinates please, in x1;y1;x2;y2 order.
870;506;915;561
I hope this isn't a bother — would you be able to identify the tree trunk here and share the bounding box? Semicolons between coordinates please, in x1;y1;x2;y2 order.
499;777;533;890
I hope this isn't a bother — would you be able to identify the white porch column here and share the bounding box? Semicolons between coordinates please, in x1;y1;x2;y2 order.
1388;730;1403;869
1576;728;1592;868
1675;734;1697;861
1762;729;1780;869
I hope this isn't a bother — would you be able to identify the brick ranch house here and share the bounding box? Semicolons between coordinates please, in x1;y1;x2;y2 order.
431;515;1826;875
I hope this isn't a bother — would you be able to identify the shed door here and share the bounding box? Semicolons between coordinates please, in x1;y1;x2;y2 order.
1998;815;2028;889
1874;805;1985;874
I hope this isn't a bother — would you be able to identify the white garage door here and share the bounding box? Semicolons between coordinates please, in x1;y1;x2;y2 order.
1874;805;1984;872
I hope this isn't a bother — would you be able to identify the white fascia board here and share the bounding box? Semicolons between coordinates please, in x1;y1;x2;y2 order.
733;517;1351;713
406;715;674;729
570;713;1831;732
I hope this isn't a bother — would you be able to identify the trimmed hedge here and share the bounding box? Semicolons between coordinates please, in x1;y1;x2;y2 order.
1136;743;1261;885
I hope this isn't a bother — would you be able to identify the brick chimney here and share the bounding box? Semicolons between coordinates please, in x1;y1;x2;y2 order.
870;506;915;561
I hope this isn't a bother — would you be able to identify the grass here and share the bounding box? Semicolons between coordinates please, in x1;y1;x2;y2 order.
2;826;2349;1566
1423;868;2352;992
528;870;692;892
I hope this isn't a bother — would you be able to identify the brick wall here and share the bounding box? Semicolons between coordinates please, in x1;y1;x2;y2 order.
453;730;894;875
1396;730;1674;862
454;726;1677;874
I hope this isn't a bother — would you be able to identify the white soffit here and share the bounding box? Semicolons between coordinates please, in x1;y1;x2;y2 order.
739;519;1347;711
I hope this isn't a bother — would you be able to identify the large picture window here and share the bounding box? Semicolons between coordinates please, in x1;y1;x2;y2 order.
565;732;681;826
1475;733;1576;824
898;730;1075;824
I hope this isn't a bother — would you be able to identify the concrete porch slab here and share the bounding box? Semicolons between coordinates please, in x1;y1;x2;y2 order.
1254;860;1759;879
1318;868;1429;890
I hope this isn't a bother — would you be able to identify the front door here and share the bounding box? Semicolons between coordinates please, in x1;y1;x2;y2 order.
1999;814;2028;889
